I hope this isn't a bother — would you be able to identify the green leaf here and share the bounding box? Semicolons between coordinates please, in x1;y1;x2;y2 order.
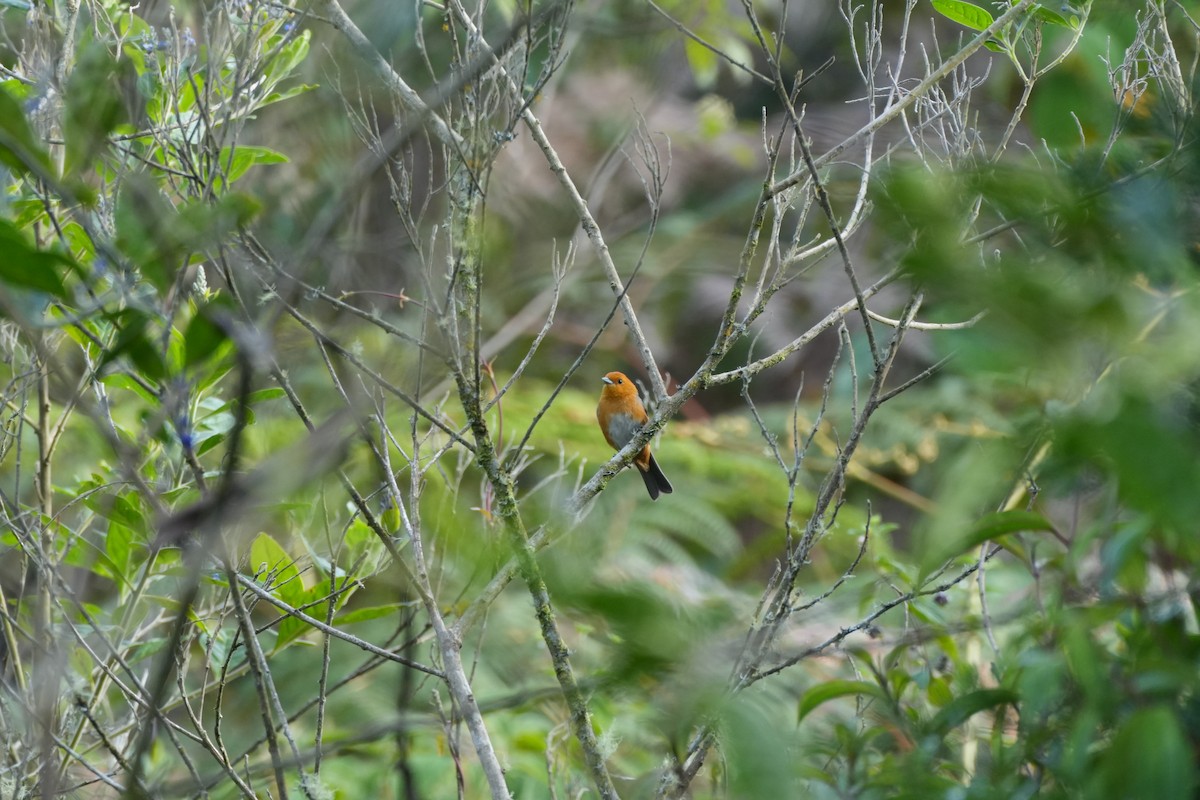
178;73;204;113
277;584;328;647
1054;395;1200;531
97;309;166;383
109;492;148;533
264;31;311;87
195;432;226;456
217;145;289;186
194;359;234;393
114;174;176;291
340;518;384;573
64;43;133;175
928;688;1016;734
1100;519;1150;590
0;219;75;298
798;680;889;722
199;624;245;671
931;0;995;31
1063;624;1105;700
105;522;135;583
125;638;171;664
261;83;318;108
725;695;793;798
250;541;318;649
246;387;286;404
184;300;230;368
1033;2;1080;28
249;532;296;578
249;532;303;606
100;372;159;404
338;603;406;625
0;83;52;176
277;615;312;649
920;510;1055;579
202;388;285;422
927;675;954;707
60;220;96;263
1016;648;1066;721
1097;706;1196;799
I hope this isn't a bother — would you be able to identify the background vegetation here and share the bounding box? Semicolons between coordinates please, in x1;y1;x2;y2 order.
1;0;1198;797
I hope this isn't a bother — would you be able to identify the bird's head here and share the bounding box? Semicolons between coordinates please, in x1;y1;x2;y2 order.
600;371;639;400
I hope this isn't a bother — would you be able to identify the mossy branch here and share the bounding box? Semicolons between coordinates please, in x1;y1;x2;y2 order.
456;379;621;800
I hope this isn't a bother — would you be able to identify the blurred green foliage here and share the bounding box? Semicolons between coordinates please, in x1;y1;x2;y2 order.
0;0;1199;797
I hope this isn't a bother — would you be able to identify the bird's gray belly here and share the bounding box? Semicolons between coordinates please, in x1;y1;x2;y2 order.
608;413;641;447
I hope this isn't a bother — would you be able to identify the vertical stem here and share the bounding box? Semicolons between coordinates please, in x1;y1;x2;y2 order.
225;565;292;800
57;0;81;86
409;512;513;800
377;437;513;800
35;350;58;800
459;420;620;800
36;360;51;519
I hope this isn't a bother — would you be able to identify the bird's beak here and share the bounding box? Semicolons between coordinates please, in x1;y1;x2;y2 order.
601;376;614;385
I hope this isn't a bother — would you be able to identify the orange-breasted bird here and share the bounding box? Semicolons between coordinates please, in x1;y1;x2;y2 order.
596;371;673;500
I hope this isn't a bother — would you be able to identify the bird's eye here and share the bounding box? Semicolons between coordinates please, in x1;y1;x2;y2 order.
617;379;623;384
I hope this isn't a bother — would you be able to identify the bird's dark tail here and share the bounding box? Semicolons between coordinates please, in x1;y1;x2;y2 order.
639;454;674;501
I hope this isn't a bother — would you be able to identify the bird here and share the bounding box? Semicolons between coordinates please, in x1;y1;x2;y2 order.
596;371;673;500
